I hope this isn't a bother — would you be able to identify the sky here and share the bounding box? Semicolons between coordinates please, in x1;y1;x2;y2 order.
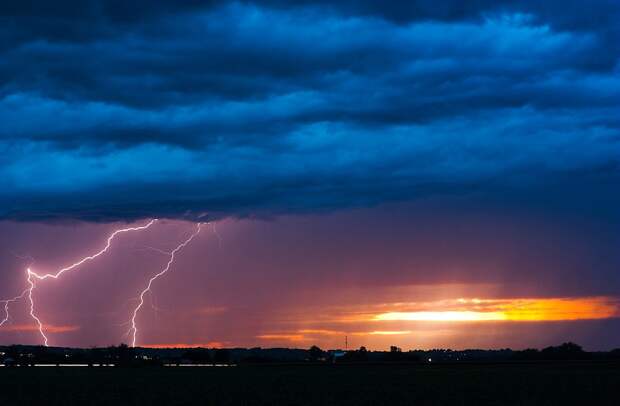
0;0;619;350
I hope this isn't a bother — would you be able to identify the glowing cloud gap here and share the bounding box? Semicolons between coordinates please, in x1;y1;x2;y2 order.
375;311;506;322
25;219;158;346
372;297;619;322
129;223;203;348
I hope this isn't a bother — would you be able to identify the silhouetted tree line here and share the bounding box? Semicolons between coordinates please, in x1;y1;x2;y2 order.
180;348;231;364
2;342;619;367
0;344;161;367
512;342;595;361
334;345;421;363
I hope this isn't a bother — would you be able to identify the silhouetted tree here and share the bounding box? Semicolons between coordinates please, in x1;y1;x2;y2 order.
541;342;586;360
308;345;324;362
183;348;212;364
213;349;231;364
110;343;137;366
341;346;369;362
513;348;540;360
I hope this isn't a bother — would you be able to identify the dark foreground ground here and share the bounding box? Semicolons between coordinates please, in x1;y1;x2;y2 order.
1;362;619;405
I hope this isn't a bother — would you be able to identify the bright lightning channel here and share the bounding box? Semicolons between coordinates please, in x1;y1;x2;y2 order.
1;219;209;347
128;223;203;347
2;219;158;346
0;289;29;328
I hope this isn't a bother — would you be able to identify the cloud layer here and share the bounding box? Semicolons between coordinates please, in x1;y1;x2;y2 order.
1;1;618;221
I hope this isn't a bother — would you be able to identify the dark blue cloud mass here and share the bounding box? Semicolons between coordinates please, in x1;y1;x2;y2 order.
0;0;618;221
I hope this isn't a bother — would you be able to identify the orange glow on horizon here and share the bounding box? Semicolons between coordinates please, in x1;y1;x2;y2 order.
142;342;225;349
0;324;80;333
253;296;620;348
373;297;618;322
375;311;506;321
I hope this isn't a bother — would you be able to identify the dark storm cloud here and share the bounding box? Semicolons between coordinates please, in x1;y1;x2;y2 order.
0;1;618;221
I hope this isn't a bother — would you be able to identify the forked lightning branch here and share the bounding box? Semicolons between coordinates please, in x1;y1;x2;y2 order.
0;219;205;347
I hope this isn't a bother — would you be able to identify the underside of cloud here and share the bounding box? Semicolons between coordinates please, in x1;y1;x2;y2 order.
0;1;618;222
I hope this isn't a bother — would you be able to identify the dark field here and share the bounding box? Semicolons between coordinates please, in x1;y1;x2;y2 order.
1;362;618;405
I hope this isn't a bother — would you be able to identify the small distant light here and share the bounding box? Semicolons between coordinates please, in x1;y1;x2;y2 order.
428;358;432;363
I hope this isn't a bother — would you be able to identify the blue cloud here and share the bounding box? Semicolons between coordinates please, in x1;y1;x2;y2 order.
0;1;618;221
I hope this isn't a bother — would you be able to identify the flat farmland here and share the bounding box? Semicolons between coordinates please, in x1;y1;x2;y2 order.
1;362;618;405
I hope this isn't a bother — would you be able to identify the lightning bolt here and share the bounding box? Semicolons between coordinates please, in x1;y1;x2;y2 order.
1;219;211;348
1;219;158;346
128;223;203;347
0;289;29;328
27;219;158;282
